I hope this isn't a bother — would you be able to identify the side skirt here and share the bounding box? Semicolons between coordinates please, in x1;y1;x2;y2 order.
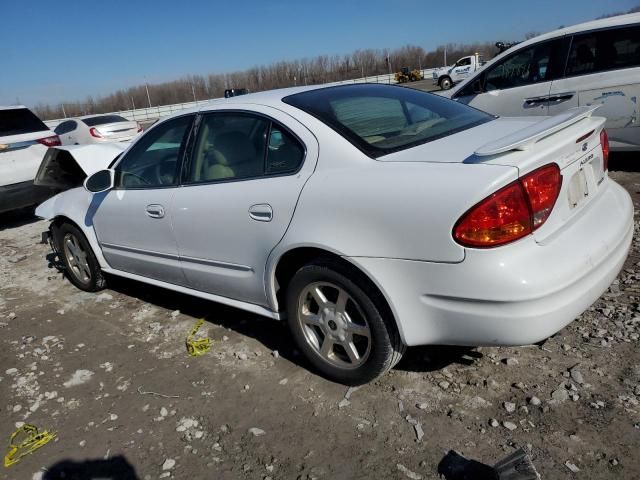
101;267;282;320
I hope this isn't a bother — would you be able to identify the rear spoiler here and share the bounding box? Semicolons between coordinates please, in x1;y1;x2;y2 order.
475;106;601;156
34;143;128;190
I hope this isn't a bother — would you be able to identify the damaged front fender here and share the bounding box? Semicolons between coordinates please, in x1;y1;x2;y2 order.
34;143;128;191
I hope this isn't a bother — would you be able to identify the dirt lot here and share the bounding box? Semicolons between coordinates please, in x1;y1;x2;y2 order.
1;154;639;480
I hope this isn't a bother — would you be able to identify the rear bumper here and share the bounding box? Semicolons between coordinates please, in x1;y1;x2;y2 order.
349;179;634;347
0;181;57;214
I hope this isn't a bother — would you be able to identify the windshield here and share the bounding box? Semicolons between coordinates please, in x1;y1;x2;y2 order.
82;115;129;126
283;84;493;157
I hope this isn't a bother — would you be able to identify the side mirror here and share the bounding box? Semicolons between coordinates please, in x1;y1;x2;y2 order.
84;169;115;193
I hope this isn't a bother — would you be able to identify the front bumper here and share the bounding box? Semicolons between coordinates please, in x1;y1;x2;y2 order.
349;179;634;347
0;181;57;215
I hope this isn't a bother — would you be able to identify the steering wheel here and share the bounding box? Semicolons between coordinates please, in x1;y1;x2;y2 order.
153;154;177;185
120;171;150;186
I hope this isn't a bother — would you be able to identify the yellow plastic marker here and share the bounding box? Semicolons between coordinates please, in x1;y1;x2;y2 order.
4;424;56;468
185;319;211;356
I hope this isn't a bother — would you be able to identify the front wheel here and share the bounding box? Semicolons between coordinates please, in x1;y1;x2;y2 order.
286;259;404;385
440;77;452;90
54;222;106;292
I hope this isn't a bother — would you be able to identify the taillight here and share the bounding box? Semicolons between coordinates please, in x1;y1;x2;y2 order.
600;129;609;171
89;127;103;138
137;124;142;133
454;164;562;248
37;135;61;147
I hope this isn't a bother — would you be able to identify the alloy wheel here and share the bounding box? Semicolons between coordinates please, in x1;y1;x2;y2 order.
296;281;372;370
62;232;92;284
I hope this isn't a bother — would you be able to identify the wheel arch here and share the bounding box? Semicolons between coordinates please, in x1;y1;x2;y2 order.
268;245;406;343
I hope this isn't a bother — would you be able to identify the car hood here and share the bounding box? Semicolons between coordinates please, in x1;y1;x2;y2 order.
34;143;128;190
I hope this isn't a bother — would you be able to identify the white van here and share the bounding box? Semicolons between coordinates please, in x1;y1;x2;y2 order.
446;13;640;151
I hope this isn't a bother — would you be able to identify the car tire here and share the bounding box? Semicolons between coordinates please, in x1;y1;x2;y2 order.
440;77;452;90
286;258;405;385
53;222;106;292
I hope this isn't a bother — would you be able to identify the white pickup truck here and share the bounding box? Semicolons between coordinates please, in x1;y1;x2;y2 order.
432;53;486;90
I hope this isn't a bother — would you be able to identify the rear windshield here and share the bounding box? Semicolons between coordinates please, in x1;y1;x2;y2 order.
0;108;49;137
82;115;129;126
283;84;493;157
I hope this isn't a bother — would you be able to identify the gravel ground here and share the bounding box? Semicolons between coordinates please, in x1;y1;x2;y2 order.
0;154;639;480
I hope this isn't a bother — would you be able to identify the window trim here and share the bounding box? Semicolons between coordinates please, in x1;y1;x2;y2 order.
179;109;308;188
560;23;640;80
112;113;196;191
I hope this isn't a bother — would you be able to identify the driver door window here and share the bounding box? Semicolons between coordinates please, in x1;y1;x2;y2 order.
485;42;552;91
116;115;193;188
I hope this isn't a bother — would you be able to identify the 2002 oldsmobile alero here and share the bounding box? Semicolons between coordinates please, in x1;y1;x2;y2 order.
33;84;633;384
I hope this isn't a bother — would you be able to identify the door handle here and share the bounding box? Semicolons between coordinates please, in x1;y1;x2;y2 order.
547;91;575;103
145;204;165;219
524;96;549;106
248;204;273;222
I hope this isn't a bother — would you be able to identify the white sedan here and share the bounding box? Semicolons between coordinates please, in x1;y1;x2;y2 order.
54;114;141;145
35;84;633;384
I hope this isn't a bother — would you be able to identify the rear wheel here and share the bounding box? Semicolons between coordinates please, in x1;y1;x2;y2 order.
286;259;404;385
440;77;452;90
54;222;106;292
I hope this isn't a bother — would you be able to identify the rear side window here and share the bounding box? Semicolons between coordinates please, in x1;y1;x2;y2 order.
0;108;48;137
284;84;492;157
82;115;129;126
54;121;77;135
186;113;304;183
566;25;640;76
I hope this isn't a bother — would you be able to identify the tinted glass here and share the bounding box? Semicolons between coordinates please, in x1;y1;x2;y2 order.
566;25;640;76
485;42;552;91
82;115;129;126
266;125;304;174
116;115;193;188
0;108;48;137
54;121;77;135
283;84;492;157
188;113;269;183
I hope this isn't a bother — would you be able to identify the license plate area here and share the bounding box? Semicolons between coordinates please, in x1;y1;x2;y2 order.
567;168;588;209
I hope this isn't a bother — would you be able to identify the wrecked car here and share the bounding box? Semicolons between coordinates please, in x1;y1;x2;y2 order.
35;84;633;385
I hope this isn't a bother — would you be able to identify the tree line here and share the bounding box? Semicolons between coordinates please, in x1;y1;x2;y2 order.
33;41;504;120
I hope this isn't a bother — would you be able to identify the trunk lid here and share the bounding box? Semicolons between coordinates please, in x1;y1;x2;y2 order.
94;121;139;140
383;106;609;246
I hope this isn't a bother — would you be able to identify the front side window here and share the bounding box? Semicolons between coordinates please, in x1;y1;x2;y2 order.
566;25;640;76
456;57;471;67
485;42;553;91
283;84;492;157
115;115;193;188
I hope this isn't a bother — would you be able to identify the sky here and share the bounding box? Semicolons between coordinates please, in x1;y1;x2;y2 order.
1;0;636;107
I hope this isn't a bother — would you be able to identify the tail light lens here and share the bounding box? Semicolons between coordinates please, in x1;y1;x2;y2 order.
37;135;61;147
137;124;143;133
89;127;103;138
454;164;562;248
600;129;609;171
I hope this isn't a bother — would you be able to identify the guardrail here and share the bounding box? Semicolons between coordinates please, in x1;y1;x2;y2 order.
44;68;438;129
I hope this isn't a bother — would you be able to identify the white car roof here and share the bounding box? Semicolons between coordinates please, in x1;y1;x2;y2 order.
0;105;29;111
